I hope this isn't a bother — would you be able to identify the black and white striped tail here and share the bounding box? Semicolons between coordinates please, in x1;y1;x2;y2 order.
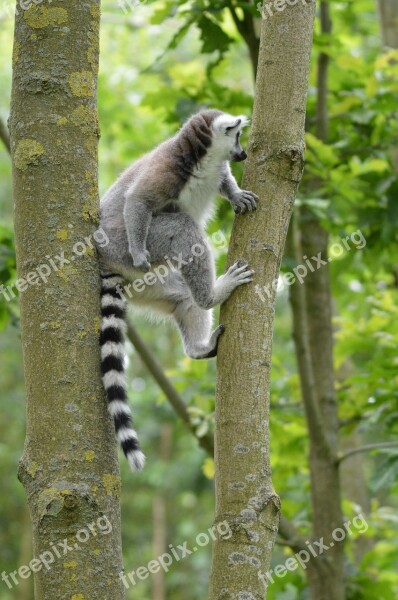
99;272;145;472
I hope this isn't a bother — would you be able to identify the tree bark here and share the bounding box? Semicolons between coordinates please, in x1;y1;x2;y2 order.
377;0;398;48
287;218;344;600
288;3;345;598
17;505;34;600
208;3;315;599
151;425;171;600
10;2;124;599
377;0;398;171
127;323;315;563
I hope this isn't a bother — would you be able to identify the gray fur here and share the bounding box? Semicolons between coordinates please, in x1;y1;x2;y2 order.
102;109;258;271
97;109;258;471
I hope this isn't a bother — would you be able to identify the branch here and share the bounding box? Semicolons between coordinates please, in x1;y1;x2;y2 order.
337;442;398;464
0;118;11;154
278;516;308;553
338;413;368;428
126;322;214;456
228;3;245;37
228;1;259;78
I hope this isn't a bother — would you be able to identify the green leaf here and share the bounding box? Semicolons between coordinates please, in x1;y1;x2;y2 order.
197;14;233;54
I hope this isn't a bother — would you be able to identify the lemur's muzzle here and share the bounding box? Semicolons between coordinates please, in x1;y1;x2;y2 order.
232;150;247;162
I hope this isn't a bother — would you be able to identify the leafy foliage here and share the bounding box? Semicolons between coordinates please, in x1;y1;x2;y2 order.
0;0;397;598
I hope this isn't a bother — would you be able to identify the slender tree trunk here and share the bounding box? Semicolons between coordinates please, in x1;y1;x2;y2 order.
225;6;327;577
288;3;345;598
228;4;260;78
377;0;398;170
301;3;345;595
17;506;34;600
151;425;171;600
10;2;124;598
377;0;398;48
151;495;167;600
339;432;373;563
288;218;344;600
208;3;315;599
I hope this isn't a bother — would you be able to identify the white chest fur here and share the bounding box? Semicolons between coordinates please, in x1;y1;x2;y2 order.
178;149;223;227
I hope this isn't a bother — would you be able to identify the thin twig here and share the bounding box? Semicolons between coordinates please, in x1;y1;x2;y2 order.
127;322;214;455
126;322;314;554
337;442;398;464
278;516;309;553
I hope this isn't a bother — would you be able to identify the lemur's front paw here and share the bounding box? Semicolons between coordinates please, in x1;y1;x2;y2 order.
226;260;255;285
132;250;151;272
231;190;258;214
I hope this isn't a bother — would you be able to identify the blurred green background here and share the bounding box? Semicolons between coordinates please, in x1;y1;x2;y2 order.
1;1;398;599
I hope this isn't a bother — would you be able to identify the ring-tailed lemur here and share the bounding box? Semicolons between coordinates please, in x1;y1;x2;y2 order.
98;109;258;471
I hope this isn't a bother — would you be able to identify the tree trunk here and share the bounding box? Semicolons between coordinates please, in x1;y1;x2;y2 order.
208;3;316;599
10;2;124;599
377;0;398;170
377;0;398;48
151;425;171;600
228;5;260;78
289;218;345;600
17;505;34;600
288;3;345;598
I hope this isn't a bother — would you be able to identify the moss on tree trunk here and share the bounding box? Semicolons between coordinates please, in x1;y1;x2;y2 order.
208;3;316;599
10;2;125;598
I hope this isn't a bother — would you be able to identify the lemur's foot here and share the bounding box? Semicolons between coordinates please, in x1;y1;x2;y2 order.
190;325;225;360
132;250;151;272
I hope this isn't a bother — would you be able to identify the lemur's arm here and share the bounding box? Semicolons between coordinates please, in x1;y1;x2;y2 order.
124;176;163;272
123;196;152;272
123;173;176;272
219;162;258;214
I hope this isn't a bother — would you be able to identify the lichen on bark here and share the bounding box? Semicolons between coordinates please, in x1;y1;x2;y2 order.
10;2;125;598
208;3;316;599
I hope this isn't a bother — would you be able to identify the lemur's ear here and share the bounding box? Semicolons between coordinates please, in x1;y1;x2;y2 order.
224;116;251;134
225;118;242;132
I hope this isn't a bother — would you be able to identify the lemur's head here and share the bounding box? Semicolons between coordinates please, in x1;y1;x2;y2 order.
212;113;250;162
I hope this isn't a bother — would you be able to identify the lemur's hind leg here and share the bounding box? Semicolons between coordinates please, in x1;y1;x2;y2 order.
179;248;254;311
156;214;254;310
144;212;253;358
173;299;224;359
172;258;252;358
